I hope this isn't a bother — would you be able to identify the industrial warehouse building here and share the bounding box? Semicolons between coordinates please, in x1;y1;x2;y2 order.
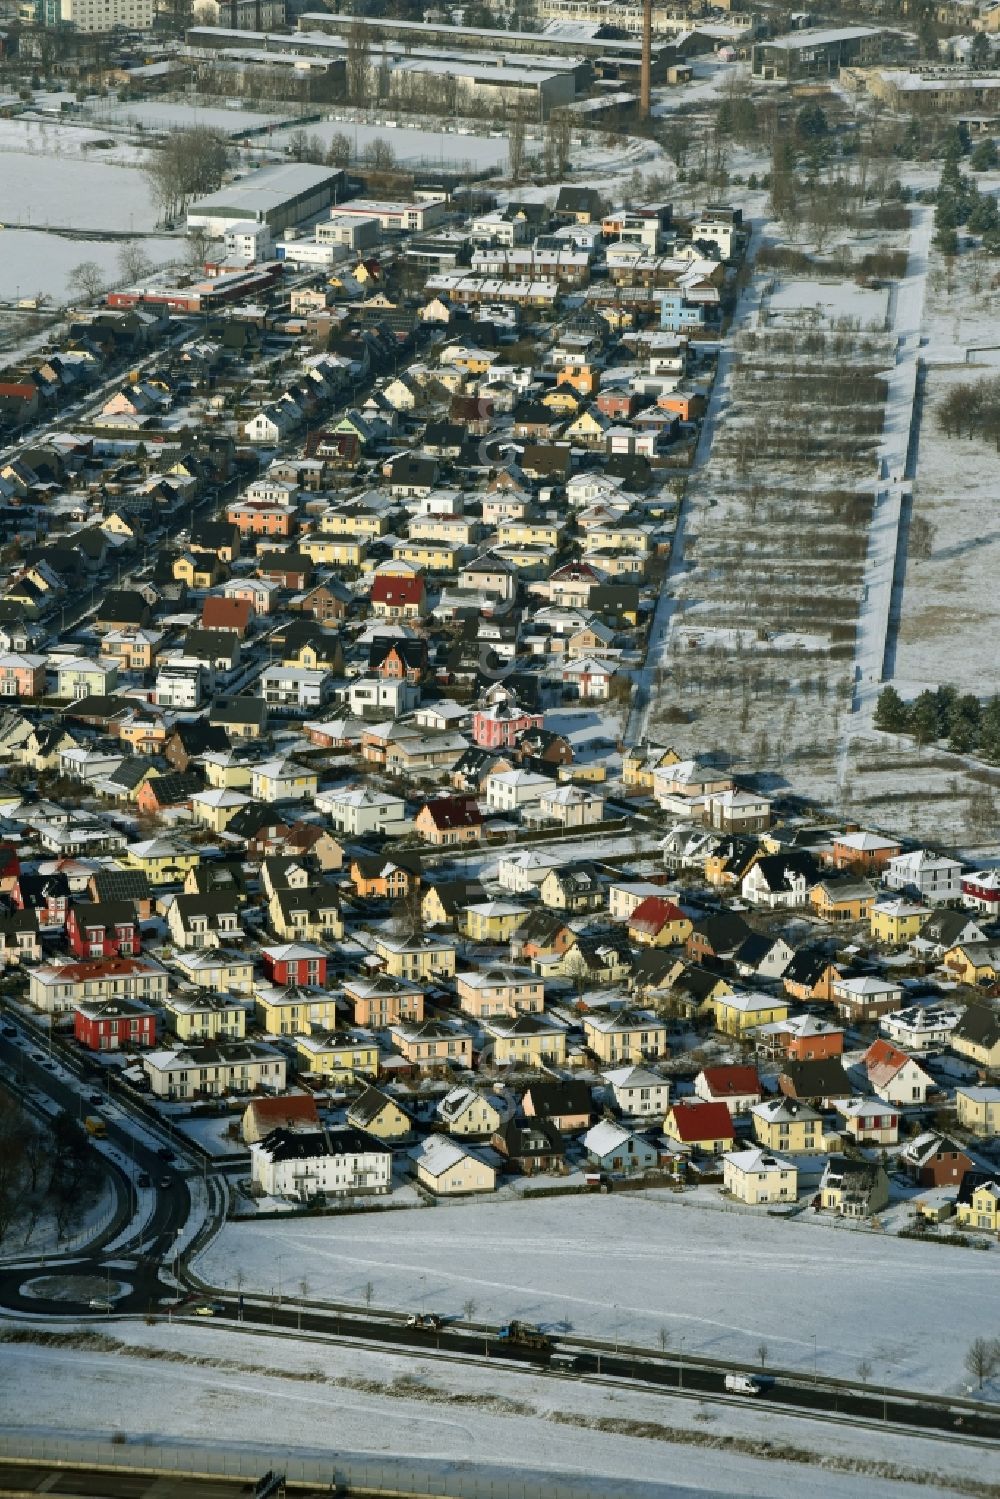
751;25;882;81
186;162;347;237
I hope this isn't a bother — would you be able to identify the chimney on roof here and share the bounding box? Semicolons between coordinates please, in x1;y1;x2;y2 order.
640;0;653;120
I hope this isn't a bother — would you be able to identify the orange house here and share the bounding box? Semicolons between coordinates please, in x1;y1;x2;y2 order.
415;796;482;847
557;364;598;396
657;391;707;422
350;854;421;900
226;500;296;538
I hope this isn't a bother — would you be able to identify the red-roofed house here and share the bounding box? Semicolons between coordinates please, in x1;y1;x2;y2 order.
663;1100;735;1154
415;795;483;847
627;895;693;948
863;1039;935;1106
202;596;252;637
693;1064;762;1114
241;1092;321;1144
370;571;427;620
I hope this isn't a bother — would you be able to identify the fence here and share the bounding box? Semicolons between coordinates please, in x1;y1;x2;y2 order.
0;1433;664;1499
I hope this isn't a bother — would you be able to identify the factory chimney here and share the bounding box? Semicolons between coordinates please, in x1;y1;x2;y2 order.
640;0;652;119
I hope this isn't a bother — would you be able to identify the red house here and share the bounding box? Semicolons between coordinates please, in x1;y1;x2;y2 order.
66;901;140;959
202;596;252;637
472;698;543;750
260;942;328;987
74;997;157;1051
12;873;69;929
370;572;427;620
0;841;20;893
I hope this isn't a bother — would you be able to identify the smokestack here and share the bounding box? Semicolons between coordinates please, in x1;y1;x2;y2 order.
640;0;652;120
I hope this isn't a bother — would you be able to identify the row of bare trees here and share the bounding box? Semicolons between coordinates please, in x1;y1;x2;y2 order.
0;1093;102;1249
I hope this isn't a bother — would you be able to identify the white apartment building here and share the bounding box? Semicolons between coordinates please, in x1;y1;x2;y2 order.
59;0;155;31
142;1041;286;1100
251;1125;391;1201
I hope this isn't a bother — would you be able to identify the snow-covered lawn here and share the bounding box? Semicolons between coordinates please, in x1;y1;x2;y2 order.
270;118;512;169
195;1193;992;1396
0;153;156;231
82;101;286;136
0;1321;989;1499
766;278;889;329
0;231;178;305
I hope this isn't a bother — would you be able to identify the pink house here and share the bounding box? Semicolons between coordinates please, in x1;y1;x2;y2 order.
0;653;47;698
472;697;543;749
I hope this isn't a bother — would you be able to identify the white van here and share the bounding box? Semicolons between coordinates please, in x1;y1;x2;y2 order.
724;1373;762;1395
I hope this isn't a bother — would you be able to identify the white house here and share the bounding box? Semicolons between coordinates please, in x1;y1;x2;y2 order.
880;1004;964;1052
260;666;332;712
251;759;318;804
496;849;565;893
742;859;812;909
315;785;408;837
156;659;207;709
864;1041;935;1105
884;849;963;904
537;783;606;828
836;1098;899;1146
142;1040;286;1099
251;1125;391;1201
347;675;420;719
485;768;552;815
604;1065;670;1119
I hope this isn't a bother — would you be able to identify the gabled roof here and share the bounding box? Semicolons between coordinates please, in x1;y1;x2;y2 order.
698;1064;760;1099
667;1100;734;1142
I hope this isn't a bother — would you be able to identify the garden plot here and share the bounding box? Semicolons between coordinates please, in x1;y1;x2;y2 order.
195;1192;991;1395
766;278;889;330
652;309;894;805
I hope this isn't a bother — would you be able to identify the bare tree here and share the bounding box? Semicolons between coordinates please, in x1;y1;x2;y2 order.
507;107;527;183
856;1358;873;1383
117;244;153;284
364;1279;374;1309
363;137;396;173
462;1297;478;1323
756;1341;769;1368
69;260;106;303
657;1327;670;1353
965;1337;999;1390
326;132;352;168
346;19;371;106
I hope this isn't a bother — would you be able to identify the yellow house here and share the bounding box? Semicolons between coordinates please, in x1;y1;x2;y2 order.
870;897;930;946
723;1148;798;1206
944;944;1000;987
190;789;251;833
810;880;877;923
540;386;582;416
127;837;199;885
171;948;254;994
449;348;497;375
460;900;528;944
713;991;789;1037
563;407;609;448
957;1179;1000;1233
952;1003;1000;1068
413;1135;498;1195
582;524;650;556
623;743;679;791
255;986;338;1037
296;1029;379;1082
374;932;457;981
583;1007;669;1065
956;1086;1000;1136
751;1098;824;1153
347;1085;412;1140
173;553;220;588
321;507;389;539
202;752;255;790
299;535;367;568
485;1013;567;1067
164;991;247;1042
496;519;563;549
390;1018;472;1068
268;885;344;942
391;540;462;573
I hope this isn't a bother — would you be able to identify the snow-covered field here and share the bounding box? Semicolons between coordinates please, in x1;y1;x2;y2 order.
0;152;155;232
270;118;513;169
766;278;889;329
196;1193;991;1395
0;230;177;305
82;101;286;136
0;1321;990;1499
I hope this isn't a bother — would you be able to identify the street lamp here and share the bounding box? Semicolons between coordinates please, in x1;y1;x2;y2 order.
813;1332;818;1384
678;1336;685;1391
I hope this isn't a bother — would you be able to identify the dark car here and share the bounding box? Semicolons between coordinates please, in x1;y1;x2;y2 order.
88;1094;103;1107
156;1145;174;1161
159;1176;173;1189
137;1173;151;1187
1;1025;16;1037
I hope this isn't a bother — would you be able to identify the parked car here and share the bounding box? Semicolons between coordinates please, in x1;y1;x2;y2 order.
195;1301;225;1316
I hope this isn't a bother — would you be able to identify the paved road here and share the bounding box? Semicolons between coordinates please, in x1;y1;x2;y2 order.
190;1298;1000;1444
0;1020;194;1314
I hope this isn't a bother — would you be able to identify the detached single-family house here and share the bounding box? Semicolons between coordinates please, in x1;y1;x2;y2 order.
820;1156;890;1218
411;1134;498;1195
751;1097;824;1154
694;1064;761;1115
723;1148;798;1206
663;1100;735;1156
604;1065;670;1119
583;1120;658;1175
837;1097;899;1146
863;1039;935;1105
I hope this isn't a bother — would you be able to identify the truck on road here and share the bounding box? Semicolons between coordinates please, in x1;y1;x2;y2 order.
725;1373;763;1395
84;1116;106;1138
496;1320;552;1351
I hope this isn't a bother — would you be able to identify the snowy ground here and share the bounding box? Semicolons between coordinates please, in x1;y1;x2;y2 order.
270;118;514;170
81;100;286;136
0;231;178;305
0;1321;992;1499
195;1193;993;1396
0;152;156;231
766;279;889;329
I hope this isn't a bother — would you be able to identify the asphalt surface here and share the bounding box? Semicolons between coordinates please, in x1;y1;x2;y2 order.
206;1299;1000;1444
0;1022;193;1315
